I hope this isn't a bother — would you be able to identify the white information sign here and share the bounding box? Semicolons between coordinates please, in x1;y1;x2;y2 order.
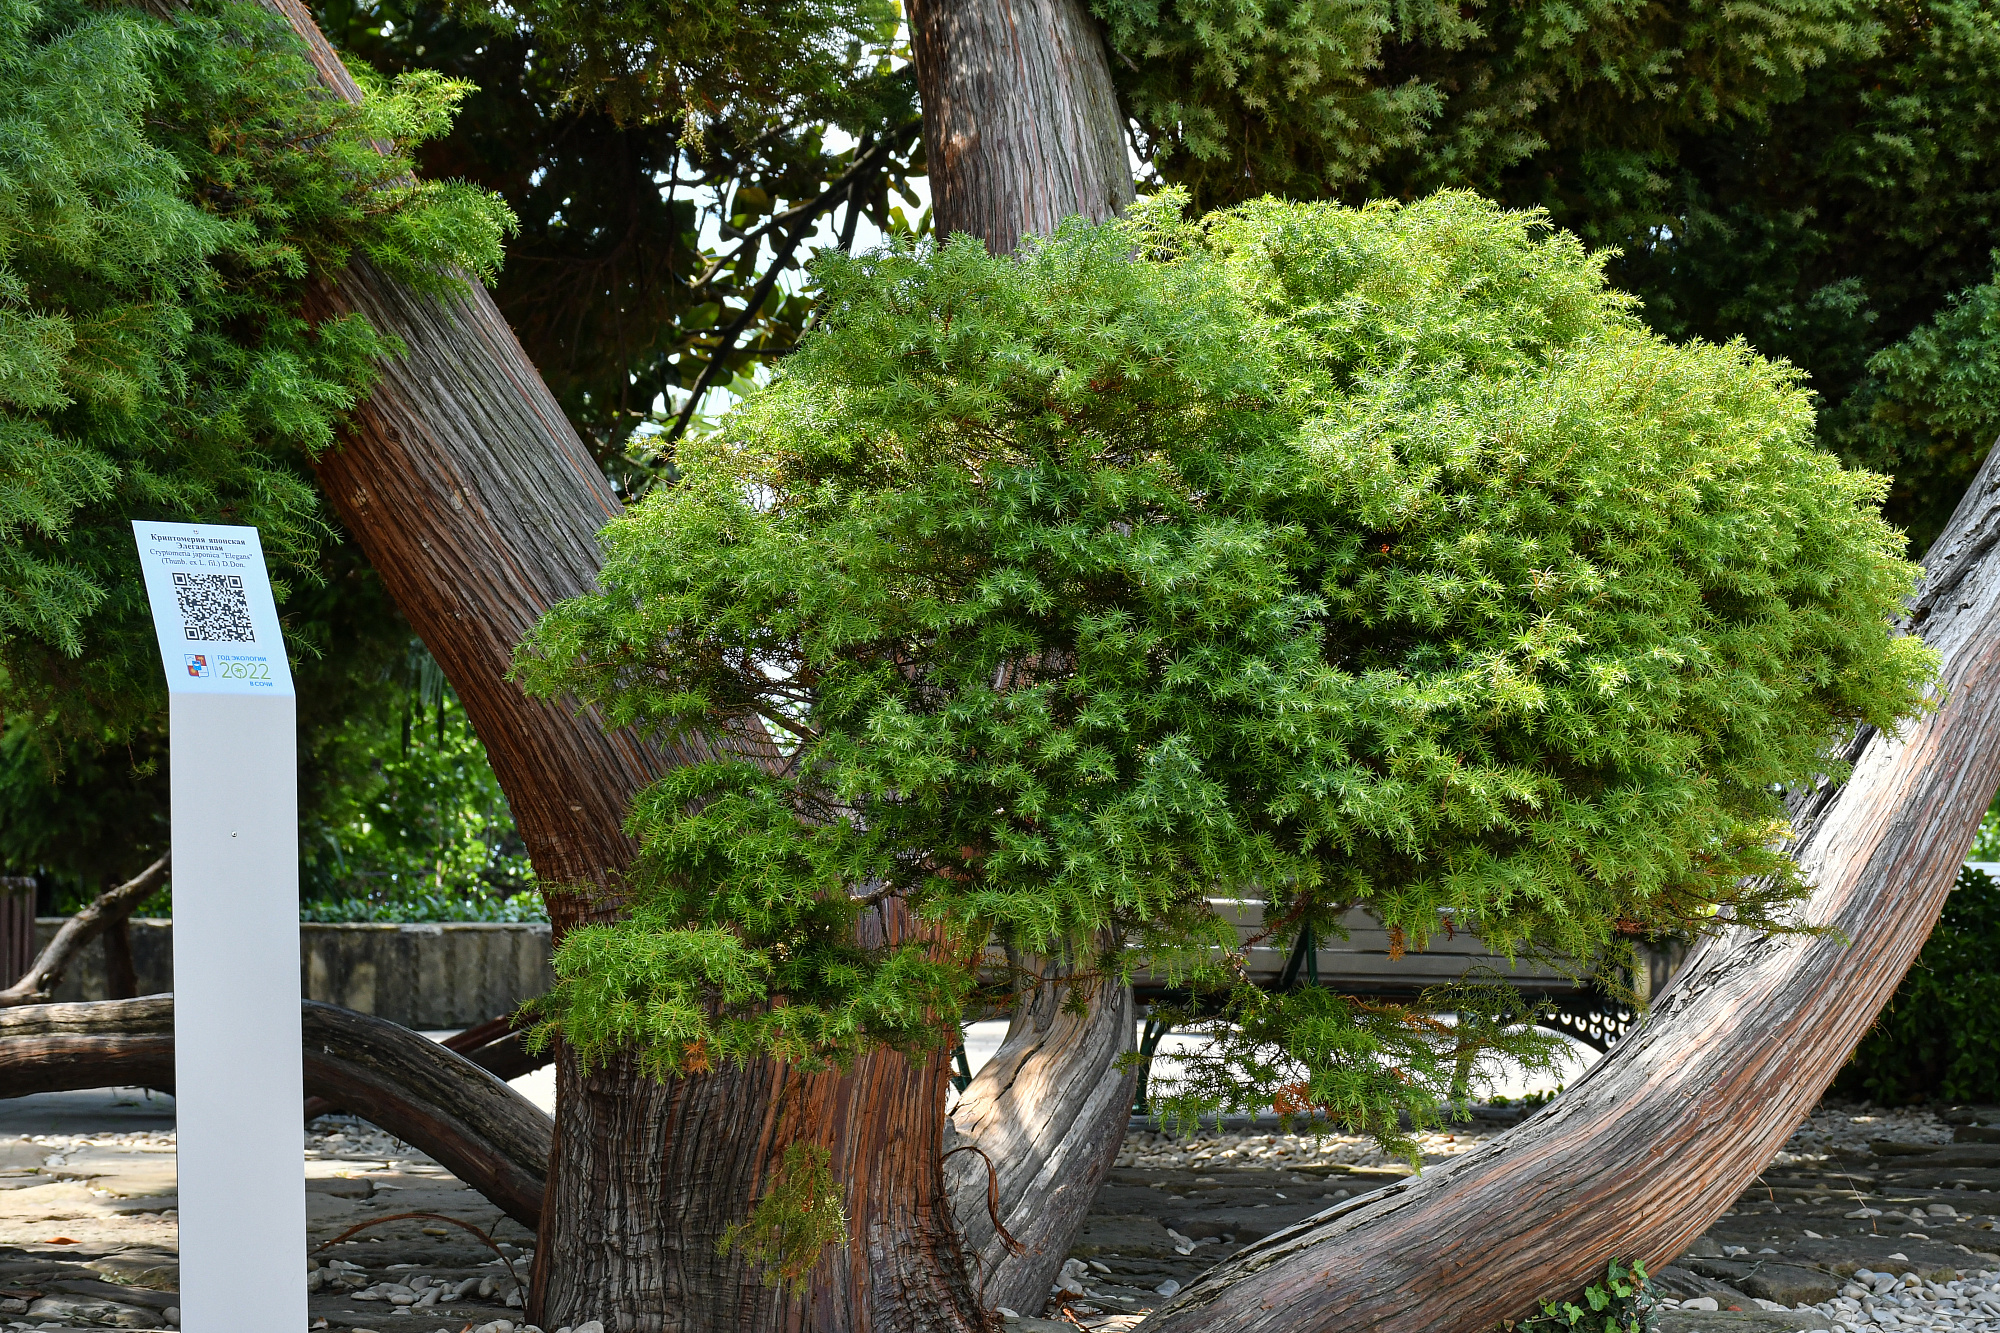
132;521;304;1332
133;522;295;697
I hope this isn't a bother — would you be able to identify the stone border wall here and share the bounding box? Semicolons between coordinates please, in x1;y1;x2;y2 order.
31;919;554;1029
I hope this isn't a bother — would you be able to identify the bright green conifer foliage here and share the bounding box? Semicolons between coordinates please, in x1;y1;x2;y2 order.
0;0;509;753
519;192;1934;1139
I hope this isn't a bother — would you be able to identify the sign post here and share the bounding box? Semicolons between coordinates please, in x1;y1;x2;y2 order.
132;521;303;1332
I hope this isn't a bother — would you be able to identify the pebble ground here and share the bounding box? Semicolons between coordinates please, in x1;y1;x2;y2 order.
6;1098;2000;1330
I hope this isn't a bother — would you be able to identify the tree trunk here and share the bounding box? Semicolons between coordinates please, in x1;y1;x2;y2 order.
906;0;1145;1311
1137;443;2000;1332
907;0;1134;252
0;996;553;1229
301;210;984;1333
231;5;991;1328
241;0;1145;1322
537;903;983;1333
946;947;1137;1314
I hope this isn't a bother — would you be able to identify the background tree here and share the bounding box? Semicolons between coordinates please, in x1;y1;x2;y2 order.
0;0;509;903
314;0;926;483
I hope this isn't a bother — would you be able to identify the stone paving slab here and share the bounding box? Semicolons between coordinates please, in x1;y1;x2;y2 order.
1656;1312;1827;1332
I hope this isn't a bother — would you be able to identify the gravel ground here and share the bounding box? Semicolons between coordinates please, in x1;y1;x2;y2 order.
1054;1102;2000;1332
9;1096;2000;1332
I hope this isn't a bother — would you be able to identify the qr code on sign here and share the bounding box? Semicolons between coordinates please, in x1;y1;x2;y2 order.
172;572;255;643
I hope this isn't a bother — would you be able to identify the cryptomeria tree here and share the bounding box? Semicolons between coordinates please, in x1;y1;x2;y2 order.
5;0;1995;1327
513;191;1934;1274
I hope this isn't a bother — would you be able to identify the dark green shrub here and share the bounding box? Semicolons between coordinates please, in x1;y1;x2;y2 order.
1835;858;2000;1104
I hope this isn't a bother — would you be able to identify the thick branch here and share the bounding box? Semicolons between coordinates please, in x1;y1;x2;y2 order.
1141;440;2000;1331
947;944;1137;1313
0;996;553;1230
303;1010;552;1120
0;854;169;1008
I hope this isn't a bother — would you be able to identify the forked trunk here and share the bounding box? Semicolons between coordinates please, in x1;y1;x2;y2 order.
245;3;991;1328
1137;445;2000;1331
248;0;1142;1322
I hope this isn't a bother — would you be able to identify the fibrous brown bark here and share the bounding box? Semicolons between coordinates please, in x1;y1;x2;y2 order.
0;996;553;1229
539;904;982;1333
947;948;1137;1314
907;0;1134;253
228;0;1140;1321
1138;442;2000;1332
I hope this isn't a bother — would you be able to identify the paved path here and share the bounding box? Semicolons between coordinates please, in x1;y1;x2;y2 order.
7;1092;2000;1331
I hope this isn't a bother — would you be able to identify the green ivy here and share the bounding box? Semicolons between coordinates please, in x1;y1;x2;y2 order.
1513;1258;1663;1333
516;191;1934;1146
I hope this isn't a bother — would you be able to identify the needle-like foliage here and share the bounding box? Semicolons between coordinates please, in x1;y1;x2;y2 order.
517;191;1936;1141
0;0;511;746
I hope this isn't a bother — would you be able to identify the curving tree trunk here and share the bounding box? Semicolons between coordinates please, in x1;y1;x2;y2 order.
1137;442;2000;1331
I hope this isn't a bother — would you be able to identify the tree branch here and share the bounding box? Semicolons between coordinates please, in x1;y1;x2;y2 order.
0;995;553;1229
663;127;916;447
0;853;169;1008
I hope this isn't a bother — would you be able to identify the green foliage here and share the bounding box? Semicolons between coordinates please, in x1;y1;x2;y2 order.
1972;798;2000;862
1096;0;1875;212
1159;975;1570;1157
301;890;544;922
469;0;901;132
1100;0;2000;551
1832;254;2000;550
1834;862;2000;1104
716;1142;848;1291
0;0;512;886
1514;1258;1662;1333
519;192;1933;1143
299;659;536;919
1584;0;2000;551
